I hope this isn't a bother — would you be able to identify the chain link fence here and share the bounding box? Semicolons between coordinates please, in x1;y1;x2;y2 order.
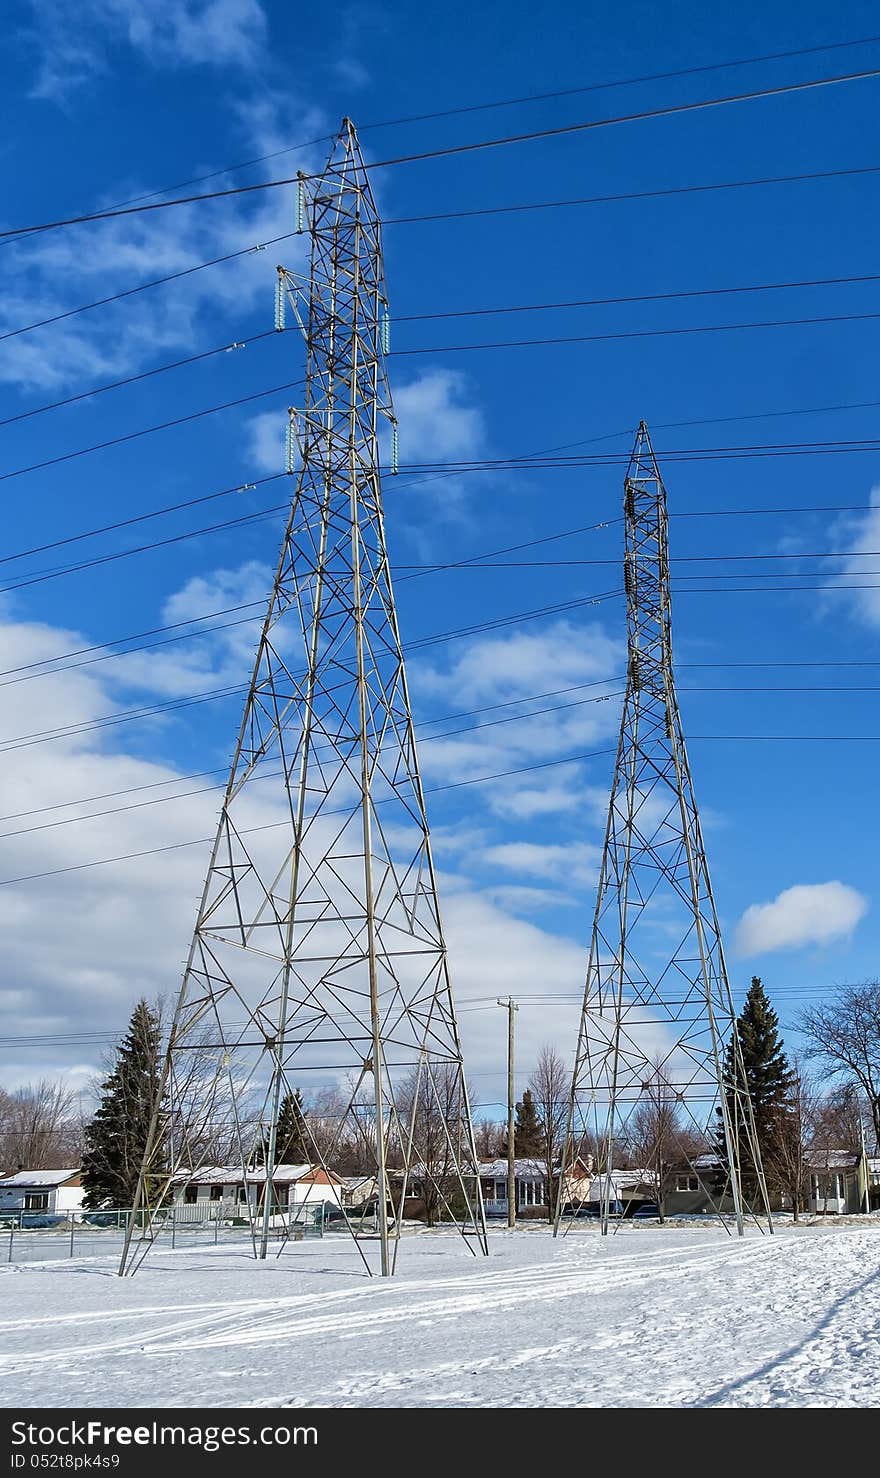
2;1200;331;1264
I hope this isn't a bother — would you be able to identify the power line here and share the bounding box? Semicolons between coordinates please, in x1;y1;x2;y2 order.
395;270;880;325
0;587;623;704
382;163;880;229
7;359;880;493
0;378;304;486
3;67;879;241
2;682;880;841
61;31;880;217
11;271;880;435
2;732;877;890
0;476;286;568
353;67;880;172
0;329;288;430
0;233;297;343
3;514;879;687
0;502;289;596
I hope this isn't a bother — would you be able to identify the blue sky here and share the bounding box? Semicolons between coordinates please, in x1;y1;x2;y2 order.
1;0;879;1117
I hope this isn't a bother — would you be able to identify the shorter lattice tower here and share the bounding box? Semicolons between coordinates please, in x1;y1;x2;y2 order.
555;422;772;1236
119;119;487;1277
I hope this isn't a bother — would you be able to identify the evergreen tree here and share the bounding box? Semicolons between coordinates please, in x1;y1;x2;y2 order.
511;1088;543;1157
81;999;163;1209
276;1089;309;1163
714;977;794;1206
252;1089;310;1166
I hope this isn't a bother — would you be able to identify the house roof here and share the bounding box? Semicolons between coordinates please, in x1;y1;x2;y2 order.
478;1159;546;1181
806;1149;860;1169
172;1163;342;1186
0;1169;79;1188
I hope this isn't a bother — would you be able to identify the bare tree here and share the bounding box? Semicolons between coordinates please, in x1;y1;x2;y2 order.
762;1061;817;1222
528;1045;568;1222
624;1063;684;1222
0;1080;79;1170
396;1064;476;1226
474;1118;500;1160
799;982;880;1150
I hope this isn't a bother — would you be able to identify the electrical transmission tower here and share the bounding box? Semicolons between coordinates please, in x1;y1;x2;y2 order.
555;422;772;1237
120;119;487;1277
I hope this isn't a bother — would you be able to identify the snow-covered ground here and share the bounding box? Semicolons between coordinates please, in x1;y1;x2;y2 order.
4;1220;880;1407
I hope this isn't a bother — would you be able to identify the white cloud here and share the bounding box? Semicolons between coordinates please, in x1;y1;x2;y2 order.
826;486;880;628
393;369;484;463
734;881;868;956
27;0;269;100
486;781;592;819
247;410;288;475
480;841;600;885
0;597;608;1098
0;90;325;395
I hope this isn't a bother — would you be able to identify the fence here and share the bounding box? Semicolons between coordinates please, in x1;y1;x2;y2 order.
2;1201;329;1264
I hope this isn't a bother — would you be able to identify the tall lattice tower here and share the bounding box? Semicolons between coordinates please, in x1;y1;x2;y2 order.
120;119;487;1277
555;422;772;1236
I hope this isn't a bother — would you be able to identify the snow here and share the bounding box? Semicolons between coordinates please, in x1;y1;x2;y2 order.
0;1170;78;1187
3;1221;880;1408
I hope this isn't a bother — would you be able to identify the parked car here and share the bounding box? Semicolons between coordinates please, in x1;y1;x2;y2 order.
20;1213;67;1229
631;1201;661;1219
563;1200;625;1218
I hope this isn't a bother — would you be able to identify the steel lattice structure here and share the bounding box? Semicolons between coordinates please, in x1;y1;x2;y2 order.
120;119;487;1277
555;422;772;1237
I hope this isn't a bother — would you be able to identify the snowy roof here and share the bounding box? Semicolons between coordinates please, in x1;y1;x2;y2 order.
0;1169;79;1188
479;1159;546;1180
584;1169;655;1199
806;1149;859;1169
172;1163;340;1185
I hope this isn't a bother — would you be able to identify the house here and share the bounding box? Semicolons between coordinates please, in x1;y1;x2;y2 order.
479;1159;549;1217
579;1166;657;1211
662;1154;720;1215
171;1163;346;1221
806;1149;879;1215
0;1169;84;1217
338;1174;377;1208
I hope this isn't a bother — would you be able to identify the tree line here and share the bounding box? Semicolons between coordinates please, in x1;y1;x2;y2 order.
3;977;879;1218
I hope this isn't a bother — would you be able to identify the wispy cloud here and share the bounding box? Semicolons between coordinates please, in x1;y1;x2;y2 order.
26;0;269;101
825;486;880;628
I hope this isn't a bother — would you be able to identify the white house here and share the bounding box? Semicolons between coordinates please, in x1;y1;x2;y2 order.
478;1159;549;1215
0;1169;84;1216
171;1162;346;1221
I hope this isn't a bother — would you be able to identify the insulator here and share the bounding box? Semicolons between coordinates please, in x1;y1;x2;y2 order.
629;654;641;691
296;176;306;234
275;272;286;331
286;414;297;474
623;560;633;597
625;485;636;521
381;304;390;354
391;424;399;475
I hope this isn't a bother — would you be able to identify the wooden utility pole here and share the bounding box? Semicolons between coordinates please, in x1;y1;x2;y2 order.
498;998;518;1228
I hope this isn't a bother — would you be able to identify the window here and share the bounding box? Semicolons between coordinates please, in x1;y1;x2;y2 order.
184;1185;198;1204
24;1192;49;1211
495;1181;507;1201
210;1185;223;1201
237;1186;248;1202
675;1175;699;1193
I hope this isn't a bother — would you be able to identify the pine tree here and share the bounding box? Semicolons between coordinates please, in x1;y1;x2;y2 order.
276;1089;309;1163
252;1089;310;1166
512;1089;543;1157
714;977;794;1206
81;999;163;1209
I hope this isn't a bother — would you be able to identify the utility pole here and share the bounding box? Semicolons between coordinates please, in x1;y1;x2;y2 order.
498;998;518;1228
555;421;773;1240
119;119;487;1278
